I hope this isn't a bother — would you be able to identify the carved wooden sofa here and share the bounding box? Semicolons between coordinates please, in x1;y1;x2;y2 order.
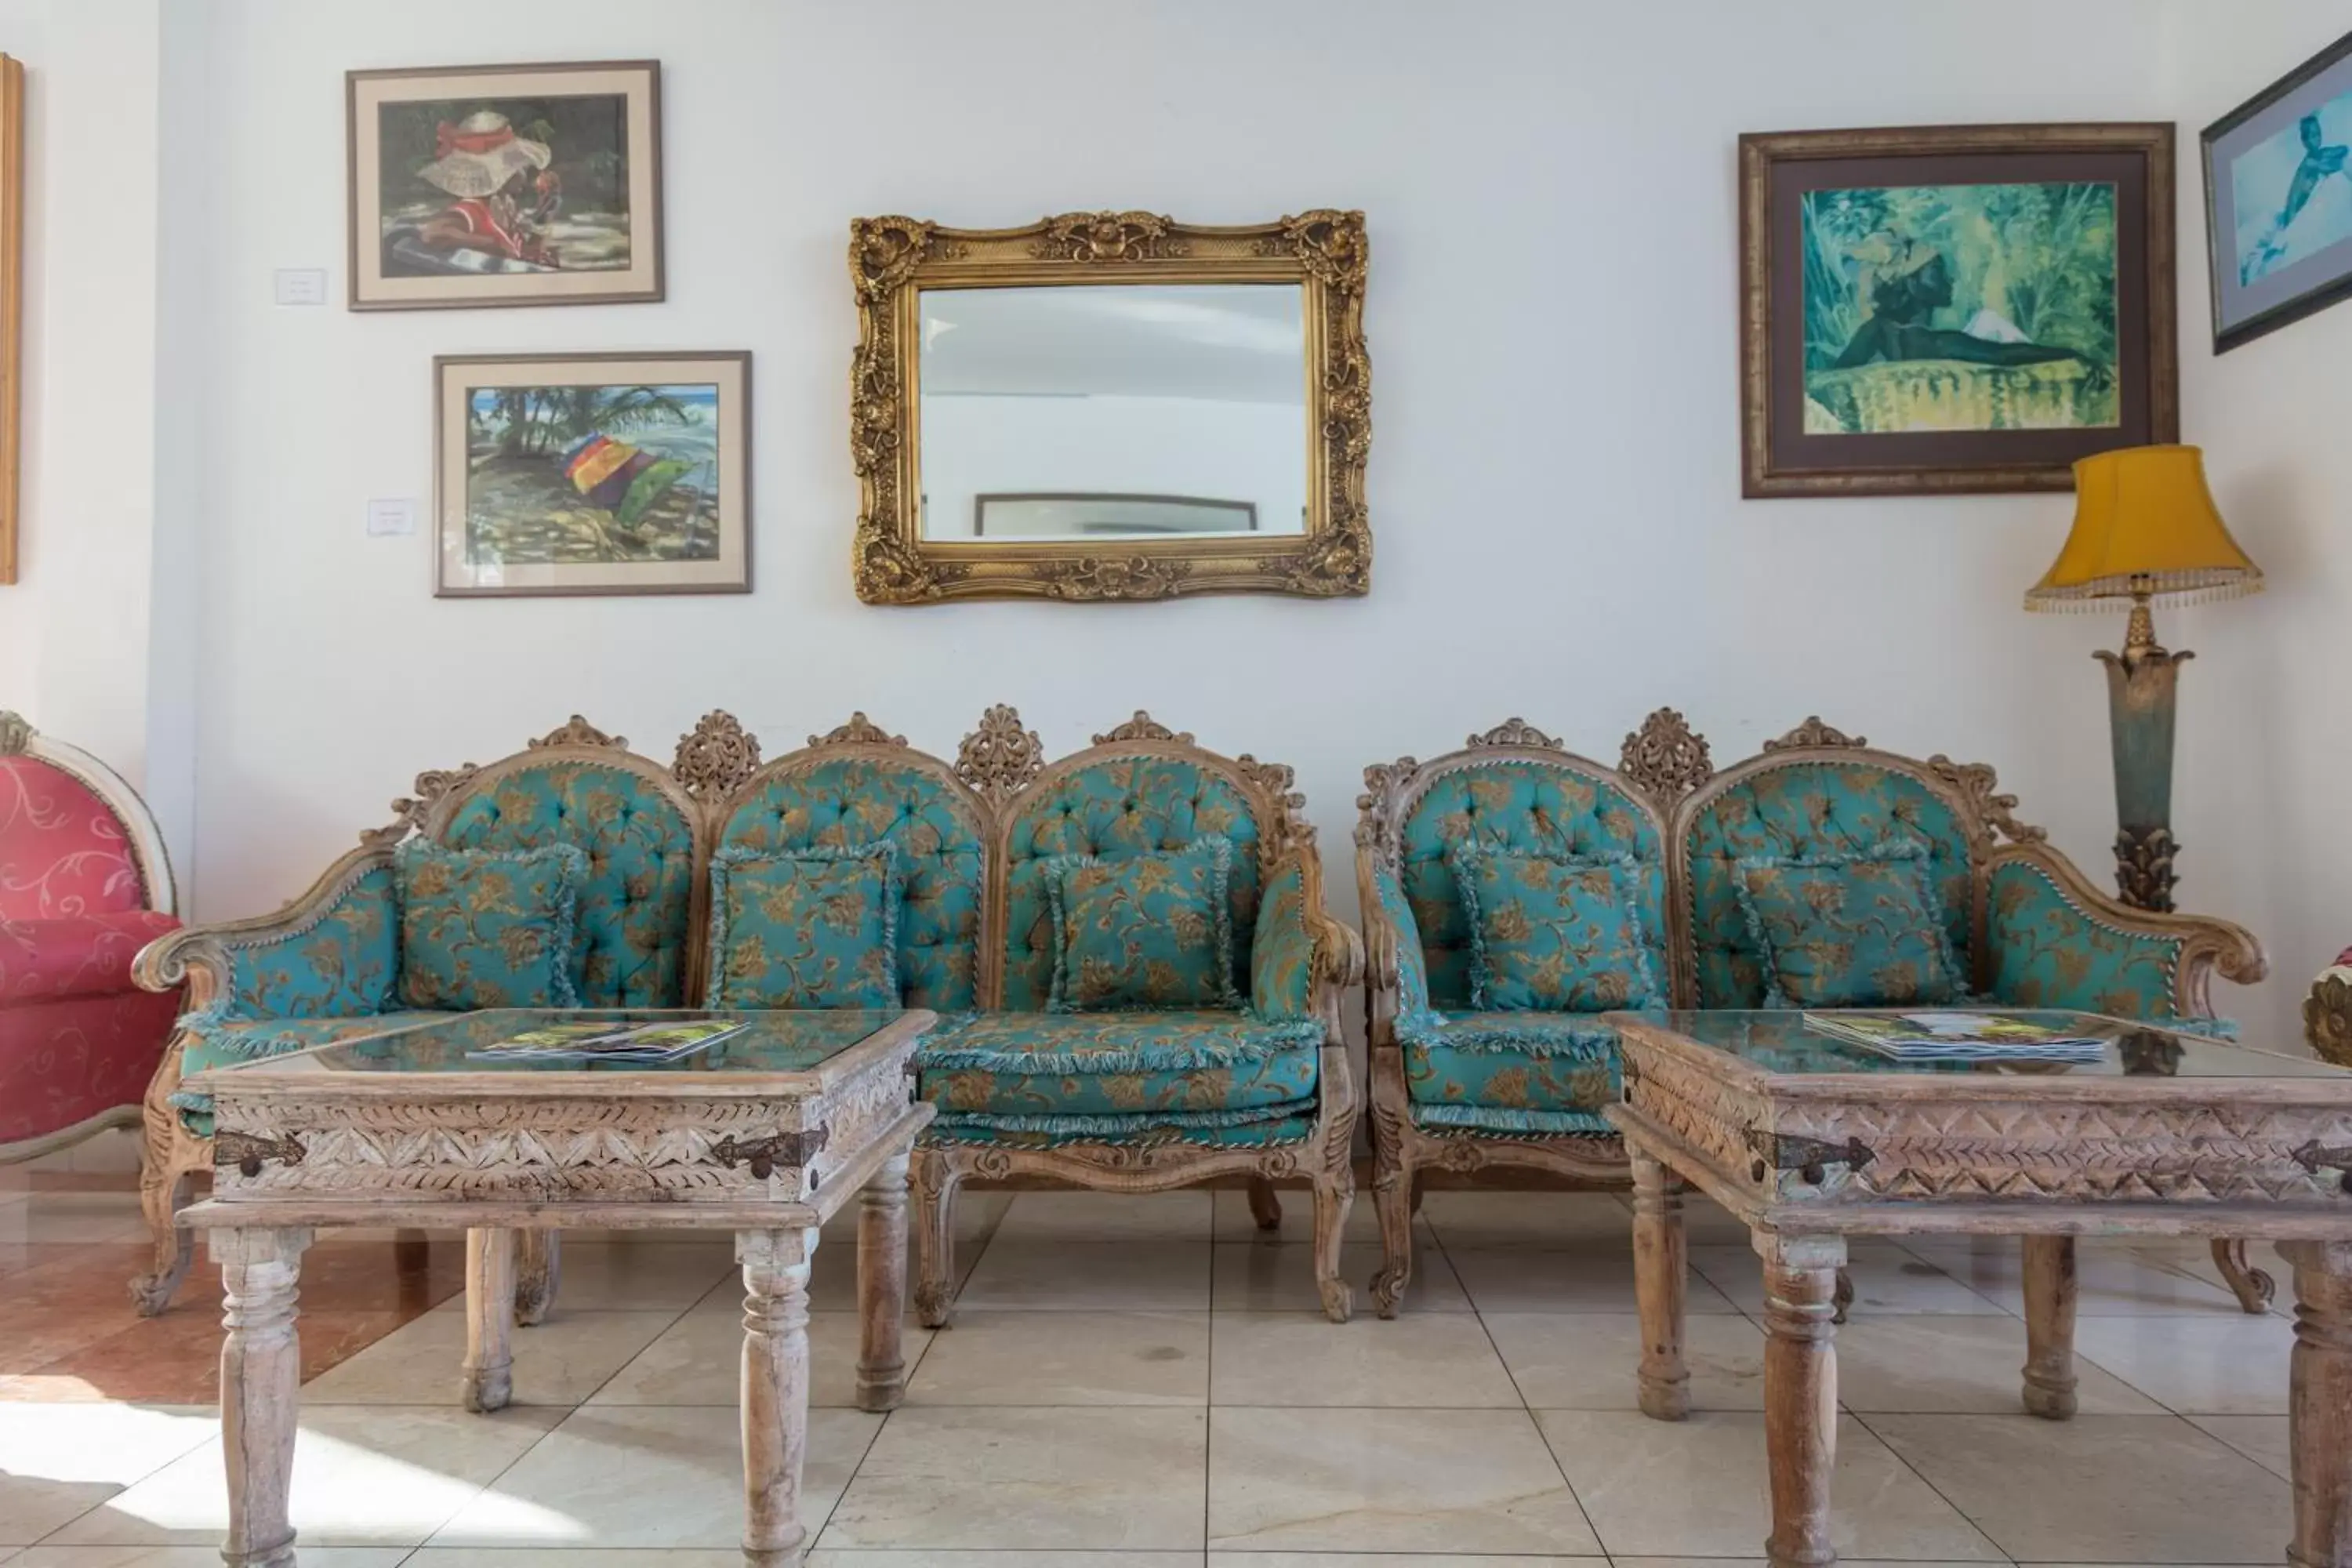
1356;711;2268;1316
132;706;1362;1323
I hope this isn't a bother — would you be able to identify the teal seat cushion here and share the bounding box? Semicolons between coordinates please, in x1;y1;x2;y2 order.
1398;1011;1620;1135
707;841;898;1009
918;1010;1321;1120
924;1110;1317;1150
394;840;587;1011
1450;844;1661;1012
172;1011;448;1130
1732;837;1962;1010
1041;837;1240;1012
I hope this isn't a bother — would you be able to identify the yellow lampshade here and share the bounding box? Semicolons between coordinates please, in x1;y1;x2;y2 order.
2024;445;2263;611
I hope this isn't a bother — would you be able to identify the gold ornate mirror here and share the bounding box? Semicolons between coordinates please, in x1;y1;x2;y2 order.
848;209;1370;604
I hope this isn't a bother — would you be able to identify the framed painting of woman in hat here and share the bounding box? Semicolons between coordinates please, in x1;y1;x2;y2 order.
348;61;661;310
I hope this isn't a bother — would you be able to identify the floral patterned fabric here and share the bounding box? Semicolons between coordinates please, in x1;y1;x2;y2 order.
1370;862;1432;1019
1451;844;1662;1012
917;1009;1322;1119
716;757;984;1012
1396;1010;1620;1134
1985;858;2183;1019
171;1011;447;1131
706;841;898;1009
1396;761;1666;1011
924;1109;1317;1150
1250;861;1319;1022
0;908;183;1145
394;840;586;1011
1686;762;1973;1007
0;910;177;1004
0;754;152;918
1003;757;1262;1012
1732;839;1963;1010
439;762;695;1007
1042;837;1238;1012
218;863;402;1022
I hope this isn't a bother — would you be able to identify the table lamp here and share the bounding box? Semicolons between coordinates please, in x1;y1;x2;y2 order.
2024;445;2262;911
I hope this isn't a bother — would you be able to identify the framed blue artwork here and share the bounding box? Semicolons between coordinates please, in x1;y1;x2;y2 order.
2204;29;2352;352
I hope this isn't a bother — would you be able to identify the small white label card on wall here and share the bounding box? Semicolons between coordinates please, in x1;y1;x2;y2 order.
273;267;328;306
366;498;416;537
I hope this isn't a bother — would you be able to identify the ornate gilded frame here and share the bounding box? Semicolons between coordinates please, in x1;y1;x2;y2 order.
0;56;22;583
848;209;1372;604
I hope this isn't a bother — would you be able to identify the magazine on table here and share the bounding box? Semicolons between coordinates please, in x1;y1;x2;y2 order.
1801;1010;2107;1063
467;1018;746;1064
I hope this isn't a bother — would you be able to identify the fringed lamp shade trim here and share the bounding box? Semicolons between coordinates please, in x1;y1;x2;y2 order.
2023;569;2264;612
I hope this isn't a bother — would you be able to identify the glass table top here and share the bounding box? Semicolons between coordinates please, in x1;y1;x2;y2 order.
219;1010;909;1077
1613;1009;2350;1080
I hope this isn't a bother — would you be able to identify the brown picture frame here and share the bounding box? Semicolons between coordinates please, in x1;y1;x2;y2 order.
1739;124;2177;499
347;60;662;311
433;350;751;599
0;56;23;583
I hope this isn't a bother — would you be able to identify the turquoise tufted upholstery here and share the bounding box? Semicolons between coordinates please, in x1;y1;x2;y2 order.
1250;861;1320;1022
1685;761;1973;1008
1397;1011;1620;1134
919;1010;1321;1130
1986;858;2183;1019
1396;761;1665;1010
716;757;984;1011
439;761;695;1007
1000;757;1263;1012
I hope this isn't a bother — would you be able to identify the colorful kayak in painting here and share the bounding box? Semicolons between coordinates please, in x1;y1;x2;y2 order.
560;434;691;530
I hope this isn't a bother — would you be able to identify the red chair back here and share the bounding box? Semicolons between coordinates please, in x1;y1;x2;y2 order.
0;753;156;919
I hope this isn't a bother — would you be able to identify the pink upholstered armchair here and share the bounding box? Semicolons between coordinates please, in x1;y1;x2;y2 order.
0;710;183;1162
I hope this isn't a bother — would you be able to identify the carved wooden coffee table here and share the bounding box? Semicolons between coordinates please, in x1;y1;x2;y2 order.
1604;1007;2352;1568
178;1007;936;1568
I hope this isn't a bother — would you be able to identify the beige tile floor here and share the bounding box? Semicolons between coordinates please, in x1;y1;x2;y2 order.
0;1181;2310;1566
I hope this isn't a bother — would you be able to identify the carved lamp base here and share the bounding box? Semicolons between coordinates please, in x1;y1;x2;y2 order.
2113;826;2178;914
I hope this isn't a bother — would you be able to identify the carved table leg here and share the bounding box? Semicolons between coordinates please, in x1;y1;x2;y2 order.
1247;1174;1283;1232
2020;1235;2078;1420
216;1226;312;1568
2282;1240;2352;1568
857;1152;911;1412
1631;1149;1689;1420
463;1228;517;1413
1759;1232;1846;1568
514;1229;562;1326
911;1145;961;1330
132;1161;193;1317
739;1228;818;1568
2214;1238;2278;1315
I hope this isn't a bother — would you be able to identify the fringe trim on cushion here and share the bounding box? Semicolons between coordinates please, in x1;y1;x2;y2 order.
1410;1102;1616;1136
2162;1014;2240;1040
1445;841;1663;1011
706;839;900;1009
931;1098;1315;1135
923;1118;1316;1152
1393;1009;1618;1058
183;1020;388;1059
393;838;588;1010
168;1089;213;1113
918;1013;1321;1074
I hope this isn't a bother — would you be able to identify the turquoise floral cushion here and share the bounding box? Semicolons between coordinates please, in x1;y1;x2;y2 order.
1041;836;1240;1012
918;1009;1321;1119
1450;844;1662;1012
393;840;586;1011
1731;838;1962;1010
1396;1011;1621;1135
707;842;898;1010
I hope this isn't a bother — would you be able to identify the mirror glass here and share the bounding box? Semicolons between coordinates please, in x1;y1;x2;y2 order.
916;282;1308;543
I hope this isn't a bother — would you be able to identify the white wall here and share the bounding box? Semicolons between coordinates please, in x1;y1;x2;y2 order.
0;0;169;804
920;393;1305;539
9;0;2345;1045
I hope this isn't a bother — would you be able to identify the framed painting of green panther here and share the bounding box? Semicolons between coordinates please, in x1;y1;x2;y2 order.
1740;123;2178;498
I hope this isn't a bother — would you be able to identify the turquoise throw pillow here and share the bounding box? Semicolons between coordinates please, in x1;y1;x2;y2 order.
1732;837;1962;1009
1450;844;1663;1012
1041;836;1240;1013
707;841;900;1010
394;839;587;1011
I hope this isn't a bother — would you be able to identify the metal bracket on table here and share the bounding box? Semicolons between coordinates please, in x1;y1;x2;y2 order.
711;1127;830;1181
213;1129;308;1178
2292;1141;2352;1190
1745;1129;1871;1186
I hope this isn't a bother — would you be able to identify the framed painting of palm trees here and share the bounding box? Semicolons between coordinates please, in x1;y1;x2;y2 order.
2204;29;2352;352
1740;123;2177;497
434;352;750;597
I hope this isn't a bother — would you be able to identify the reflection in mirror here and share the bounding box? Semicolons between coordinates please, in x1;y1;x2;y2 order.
916;283;1306;543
